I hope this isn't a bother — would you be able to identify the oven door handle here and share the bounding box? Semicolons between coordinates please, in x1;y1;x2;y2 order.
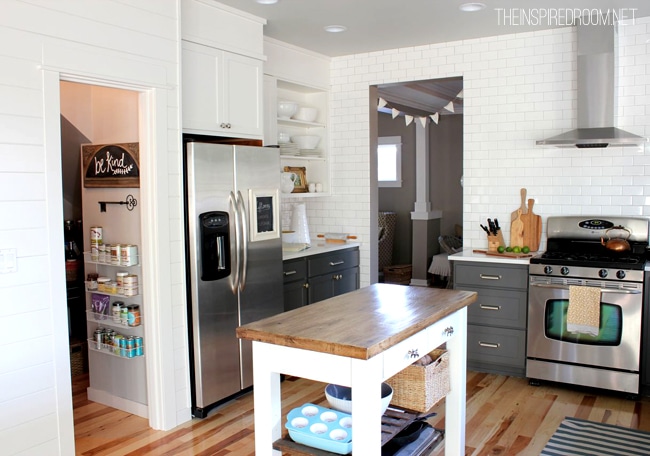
530;283;642;294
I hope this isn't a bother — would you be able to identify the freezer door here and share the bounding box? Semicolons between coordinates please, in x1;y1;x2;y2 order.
186;143;241;409
234;145;284;389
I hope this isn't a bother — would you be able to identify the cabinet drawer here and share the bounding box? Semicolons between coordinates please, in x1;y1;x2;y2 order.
283;258;306;283
308;249;359;277
455;263;528;289
467;325;526;368
465;287;528;329
382;330;429;380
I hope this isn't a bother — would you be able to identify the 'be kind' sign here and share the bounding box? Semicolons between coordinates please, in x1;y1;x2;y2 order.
82;143;140;188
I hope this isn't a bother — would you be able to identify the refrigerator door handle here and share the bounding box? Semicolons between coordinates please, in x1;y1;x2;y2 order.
236;190;249;291
229;191;240;293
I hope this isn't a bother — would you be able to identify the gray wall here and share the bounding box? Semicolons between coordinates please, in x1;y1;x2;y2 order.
378;112;463;266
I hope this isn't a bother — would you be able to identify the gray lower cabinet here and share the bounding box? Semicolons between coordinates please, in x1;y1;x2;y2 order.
283;247;360;311
453;261;528;377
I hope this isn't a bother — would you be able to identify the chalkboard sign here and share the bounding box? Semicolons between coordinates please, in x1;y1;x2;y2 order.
81;142;140;188
256;196;274;233
249;189;279;242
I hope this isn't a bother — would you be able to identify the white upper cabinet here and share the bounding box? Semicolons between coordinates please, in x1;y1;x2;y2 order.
181;0;265;139
182;41;263;138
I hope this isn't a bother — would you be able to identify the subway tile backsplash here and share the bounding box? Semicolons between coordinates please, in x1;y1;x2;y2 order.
288;18;650;286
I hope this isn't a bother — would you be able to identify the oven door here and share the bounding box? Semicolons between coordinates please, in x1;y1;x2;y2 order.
527;276;642;372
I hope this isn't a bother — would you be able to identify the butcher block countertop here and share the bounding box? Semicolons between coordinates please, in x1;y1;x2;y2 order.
236;283;477;360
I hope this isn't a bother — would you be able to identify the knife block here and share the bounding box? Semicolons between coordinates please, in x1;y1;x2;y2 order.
487;232;505;252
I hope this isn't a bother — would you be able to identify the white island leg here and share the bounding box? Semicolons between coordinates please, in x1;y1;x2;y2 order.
444;307;467;456
252;342;282;456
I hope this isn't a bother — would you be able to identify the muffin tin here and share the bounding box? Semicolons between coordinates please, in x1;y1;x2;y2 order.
285;403;353;455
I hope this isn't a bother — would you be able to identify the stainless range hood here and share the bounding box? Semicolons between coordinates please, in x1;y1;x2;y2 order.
537;19;647;148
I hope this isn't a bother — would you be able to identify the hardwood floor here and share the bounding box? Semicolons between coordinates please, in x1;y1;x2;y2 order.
73;372;650;455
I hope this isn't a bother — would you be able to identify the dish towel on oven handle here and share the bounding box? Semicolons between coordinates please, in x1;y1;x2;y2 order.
567;285;601;336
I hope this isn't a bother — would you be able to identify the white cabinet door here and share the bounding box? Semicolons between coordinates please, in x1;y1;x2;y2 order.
182;41;263;139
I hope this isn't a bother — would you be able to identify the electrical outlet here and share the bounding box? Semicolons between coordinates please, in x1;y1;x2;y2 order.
0;249;17;273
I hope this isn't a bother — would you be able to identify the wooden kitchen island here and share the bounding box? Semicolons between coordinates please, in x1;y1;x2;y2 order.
236;283;477;455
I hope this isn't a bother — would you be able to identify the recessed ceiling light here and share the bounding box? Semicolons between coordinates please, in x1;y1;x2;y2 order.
459;2;486;12
324;25;347;33
256;0;278;4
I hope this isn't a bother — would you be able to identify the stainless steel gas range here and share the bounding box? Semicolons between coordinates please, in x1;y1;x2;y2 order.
526;216;649;394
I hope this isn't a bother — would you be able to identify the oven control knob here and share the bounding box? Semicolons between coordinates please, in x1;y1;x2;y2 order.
544;266;553;275
617;270;626;280
599;269;608;278
560;267;570;276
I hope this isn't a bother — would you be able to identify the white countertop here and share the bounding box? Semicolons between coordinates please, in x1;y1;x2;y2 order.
449;249;532;265
282;240;361;261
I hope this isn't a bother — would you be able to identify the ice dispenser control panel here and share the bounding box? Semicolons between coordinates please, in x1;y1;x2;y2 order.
199;211;230;281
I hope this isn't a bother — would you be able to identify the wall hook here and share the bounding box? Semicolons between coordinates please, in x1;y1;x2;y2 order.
99;194;138;212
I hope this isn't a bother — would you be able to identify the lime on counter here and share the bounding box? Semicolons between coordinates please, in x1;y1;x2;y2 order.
512;246;521;253
505;246;513;252
497;246;505;253
522;246;530;254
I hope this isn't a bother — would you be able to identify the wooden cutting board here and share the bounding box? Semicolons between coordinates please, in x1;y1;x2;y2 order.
520;198;542;251
510;209;524;247
511;188;527;222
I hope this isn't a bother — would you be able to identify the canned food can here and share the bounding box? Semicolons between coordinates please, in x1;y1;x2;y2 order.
99;244;108;263
134;336;143;356
116;272;128;295
94;328;103;350
121;244;138;266
127;305;141;327
113;334;124;355
119;336;128;357
110;244;121;265
90;226;103;243
125;336;135;358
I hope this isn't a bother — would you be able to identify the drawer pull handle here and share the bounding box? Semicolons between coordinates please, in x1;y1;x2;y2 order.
283;270;297;276
479;341;501;349
303;283;309;289
333;274;343;280
329;261;345;266
444;326;454;336
480;304;501;311
407;349;419;358
479;274;502;280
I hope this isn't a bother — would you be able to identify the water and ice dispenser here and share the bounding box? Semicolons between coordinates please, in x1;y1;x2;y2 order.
199;211;230;281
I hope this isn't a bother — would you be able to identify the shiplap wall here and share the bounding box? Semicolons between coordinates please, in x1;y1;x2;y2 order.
316;18;650;286
0;1;188;454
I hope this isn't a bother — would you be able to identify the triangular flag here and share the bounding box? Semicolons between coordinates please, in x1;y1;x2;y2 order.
405;115;413;126
419;117;428;128
430;113;439;124
444;101;455;113
378;97;387;109
391;108;400;119
456;89;464;99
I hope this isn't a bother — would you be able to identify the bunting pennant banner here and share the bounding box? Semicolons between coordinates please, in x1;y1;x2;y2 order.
378;89;461;126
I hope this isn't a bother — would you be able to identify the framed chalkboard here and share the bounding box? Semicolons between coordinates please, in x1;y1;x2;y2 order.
81;142;140;188
249;188;280;242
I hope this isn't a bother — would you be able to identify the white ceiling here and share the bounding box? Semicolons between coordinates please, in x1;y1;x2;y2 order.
216;0;650;57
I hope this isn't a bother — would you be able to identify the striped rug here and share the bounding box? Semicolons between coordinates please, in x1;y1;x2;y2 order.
541;417;650;456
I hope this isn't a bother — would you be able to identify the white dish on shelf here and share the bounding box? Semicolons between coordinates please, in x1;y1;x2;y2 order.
291;106;318;122
278;100;298;119
291;135;320;150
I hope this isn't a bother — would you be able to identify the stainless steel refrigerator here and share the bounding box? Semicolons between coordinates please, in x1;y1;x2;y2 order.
184;140;284;418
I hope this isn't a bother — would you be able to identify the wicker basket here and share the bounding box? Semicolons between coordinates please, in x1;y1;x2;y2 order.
383;264;412;285
386;348;450;413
